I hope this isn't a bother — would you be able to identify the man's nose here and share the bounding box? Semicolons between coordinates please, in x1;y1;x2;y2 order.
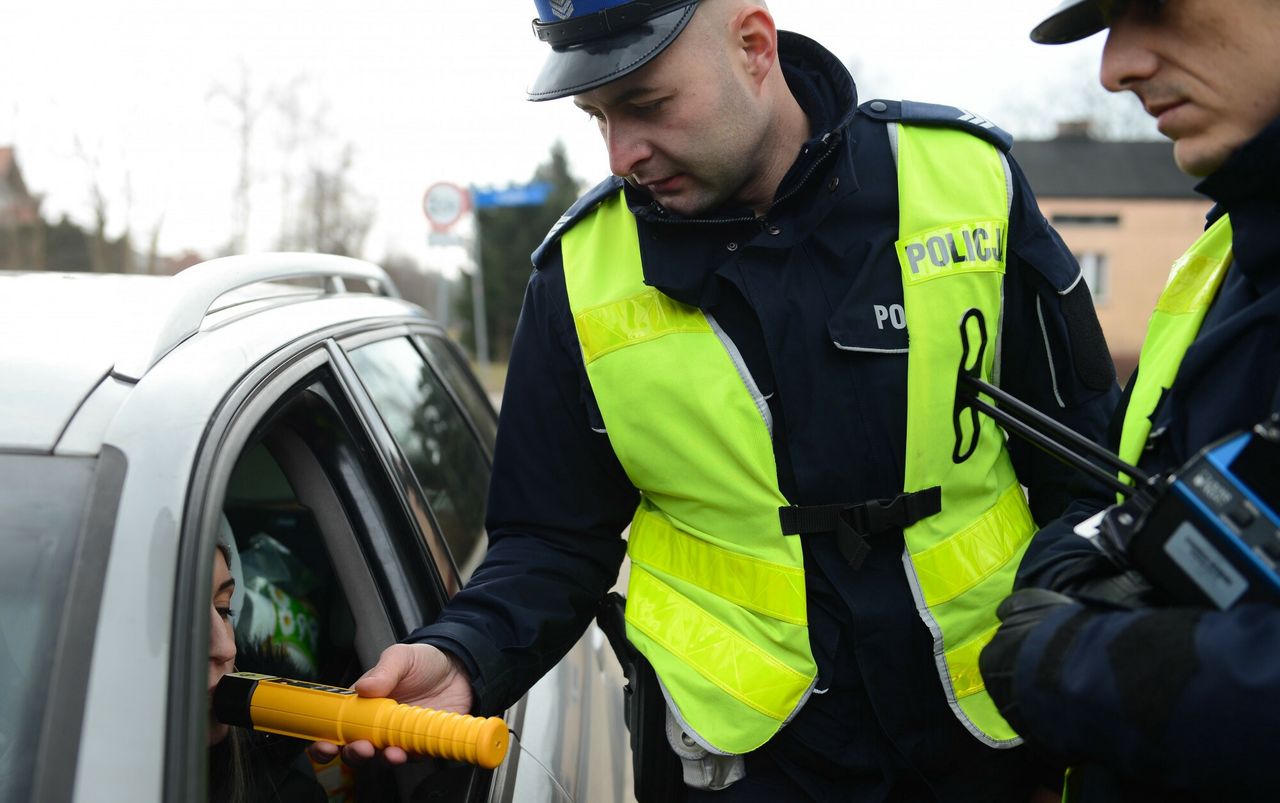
1100;16;1159;95
604;121;652;178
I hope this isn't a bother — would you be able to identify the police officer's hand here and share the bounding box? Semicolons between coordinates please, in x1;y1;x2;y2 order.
1063;565;1159;610
979;589;1078;735
307;643;474;766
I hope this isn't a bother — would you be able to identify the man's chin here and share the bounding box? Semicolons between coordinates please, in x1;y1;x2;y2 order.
650;190;719;218
1172;138;1233;178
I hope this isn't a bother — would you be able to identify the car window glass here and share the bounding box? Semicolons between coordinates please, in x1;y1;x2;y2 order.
347;337;489;582
0;455;94;803
416;334;498;451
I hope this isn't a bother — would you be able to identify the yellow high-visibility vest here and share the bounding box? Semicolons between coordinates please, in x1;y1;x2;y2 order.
1117;214;1234;478
560;123;1033;753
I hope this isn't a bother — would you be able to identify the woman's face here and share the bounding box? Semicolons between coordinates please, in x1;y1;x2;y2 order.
209;549;237;746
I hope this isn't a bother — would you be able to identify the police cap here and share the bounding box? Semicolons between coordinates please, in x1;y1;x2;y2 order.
528;0;700;101
1030;0;1108;44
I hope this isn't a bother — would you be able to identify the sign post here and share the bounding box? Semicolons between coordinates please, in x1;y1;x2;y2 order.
423;183;488;367
423;180;558;371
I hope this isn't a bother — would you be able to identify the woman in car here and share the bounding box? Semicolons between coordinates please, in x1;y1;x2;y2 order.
207;540;327;803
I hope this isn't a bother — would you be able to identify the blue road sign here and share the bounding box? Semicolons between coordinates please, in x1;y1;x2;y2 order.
471;182;554;209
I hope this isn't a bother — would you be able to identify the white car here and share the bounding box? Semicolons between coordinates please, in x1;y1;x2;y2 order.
0;255;633;803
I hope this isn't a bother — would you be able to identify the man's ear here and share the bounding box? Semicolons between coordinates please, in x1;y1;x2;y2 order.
734;6;779;87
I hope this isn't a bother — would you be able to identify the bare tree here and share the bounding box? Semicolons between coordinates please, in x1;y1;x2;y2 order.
266;78;374;257
268;75;320;251
293;143;375;257
73;134;135;273
144;212;165;275
209;62;267;254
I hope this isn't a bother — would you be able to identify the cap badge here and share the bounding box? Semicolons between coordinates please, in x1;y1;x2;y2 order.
551;0;575;20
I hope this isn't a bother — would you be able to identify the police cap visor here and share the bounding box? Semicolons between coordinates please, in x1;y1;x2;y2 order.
1030;0;1108;44
528;0;699;101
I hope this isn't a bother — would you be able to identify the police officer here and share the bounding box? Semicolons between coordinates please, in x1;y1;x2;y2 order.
314;1;1118;798
980;1;1280;801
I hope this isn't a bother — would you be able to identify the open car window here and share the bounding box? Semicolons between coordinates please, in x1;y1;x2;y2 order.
190;361;489;803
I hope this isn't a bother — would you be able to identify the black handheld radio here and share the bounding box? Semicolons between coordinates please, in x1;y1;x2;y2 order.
953;307;1280;610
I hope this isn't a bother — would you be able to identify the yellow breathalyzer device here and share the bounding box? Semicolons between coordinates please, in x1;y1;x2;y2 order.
213;672;509;769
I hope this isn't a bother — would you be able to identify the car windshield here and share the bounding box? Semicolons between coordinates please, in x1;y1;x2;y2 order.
0;454;96;803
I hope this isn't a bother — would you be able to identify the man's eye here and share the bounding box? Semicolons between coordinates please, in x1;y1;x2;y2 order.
635;100;666;115
217;606;235;621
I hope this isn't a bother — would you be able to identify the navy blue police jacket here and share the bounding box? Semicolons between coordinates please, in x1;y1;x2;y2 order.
409;32;1118;801
1013;115;1280;802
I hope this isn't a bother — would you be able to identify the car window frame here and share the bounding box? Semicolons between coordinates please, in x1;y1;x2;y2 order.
335;325;495;593
166;325;454;802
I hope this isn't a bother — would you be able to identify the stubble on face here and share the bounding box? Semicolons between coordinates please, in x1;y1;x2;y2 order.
1104;0;1280;176
578;0;781;217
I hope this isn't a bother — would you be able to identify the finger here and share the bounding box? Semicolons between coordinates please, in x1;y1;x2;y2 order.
382;746;410;766
307;741;341;764
353;647;412;698
341;739;377;765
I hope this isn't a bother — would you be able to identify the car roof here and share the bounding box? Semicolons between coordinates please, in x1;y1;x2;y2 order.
0;272;165;451
0;255;412;453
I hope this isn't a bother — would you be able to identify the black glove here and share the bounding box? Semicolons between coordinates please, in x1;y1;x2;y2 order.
1063;565;1159;610
980;589;1079;735
1050;499;1163;610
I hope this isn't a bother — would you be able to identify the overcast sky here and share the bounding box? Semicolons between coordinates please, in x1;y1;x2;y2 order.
1;1;1146;273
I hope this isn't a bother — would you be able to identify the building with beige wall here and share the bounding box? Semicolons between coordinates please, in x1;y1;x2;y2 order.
1014;127;1214;379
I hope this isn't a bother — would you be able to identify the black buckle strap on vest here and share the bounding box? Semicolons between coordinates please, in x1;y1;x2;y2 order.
778;487;942;569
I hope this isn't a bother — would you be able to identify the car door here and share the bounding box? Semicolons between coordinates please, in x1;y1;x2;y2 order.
169;325;491;803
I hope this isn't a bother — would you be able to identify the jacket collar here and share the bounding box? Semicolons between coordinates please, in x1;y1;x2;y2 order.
1196;114;1280;293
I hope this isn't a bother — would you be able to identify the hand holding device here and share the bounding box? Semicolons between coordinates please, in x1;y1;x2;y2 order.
215;671;508;769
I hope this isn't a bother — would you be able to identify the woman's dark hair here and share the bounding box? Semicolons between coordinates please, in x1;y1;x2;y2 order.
209;543;249;803
208;728;251;803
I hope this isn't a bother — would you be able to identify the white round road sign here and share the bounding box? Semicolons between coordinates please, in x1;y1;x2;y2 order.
423;182;470;232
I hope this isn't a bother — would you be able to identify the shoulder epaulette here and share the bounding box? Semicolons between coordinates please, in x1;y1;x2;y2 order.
858;99;1013;152
531;176;626;269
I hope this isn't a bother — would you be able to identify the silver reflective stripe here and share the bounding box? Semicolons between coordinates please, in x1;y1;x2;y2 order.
898;547;1024;749
657;672;818;758
994;274;1006;388
887;121;900;168
1036;295;1066;408
1059;270;1085;296
999;151;1014;218
706;312;773;437
658;678;731;756
833;341;909;355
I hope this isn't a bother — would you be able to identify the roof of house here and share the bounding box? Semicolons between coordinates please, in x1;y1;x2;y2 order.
1011;135;1203;200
